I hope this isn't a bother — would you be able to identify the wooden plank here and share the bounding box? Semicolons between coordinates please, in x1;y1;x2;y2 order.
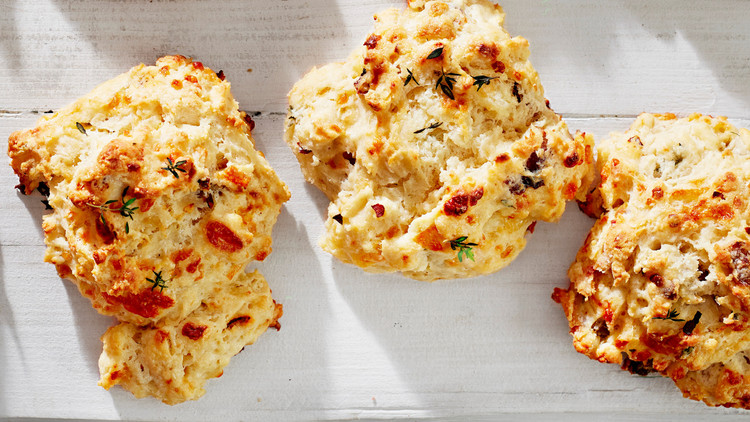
2;0;750;420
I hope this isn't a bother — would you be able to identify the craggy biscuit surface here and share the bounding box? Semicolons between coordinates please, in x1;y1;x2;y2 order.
8;56;289;403
554;113;750;408
285;0;593;280
99;270;281;405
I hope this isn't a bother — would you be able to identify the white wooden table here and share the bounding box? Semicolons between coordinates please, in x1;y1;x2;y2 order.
2;1;750;420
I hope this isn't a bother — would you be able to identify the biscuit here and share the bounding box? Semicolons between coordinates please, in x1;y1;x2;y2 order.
554;113;750;408
285;0;593;280
8;55;289;403
99;270;281;405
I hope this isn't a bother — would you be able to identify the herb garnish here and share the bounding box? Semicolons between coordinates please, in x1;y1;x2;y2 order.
146;270;169;292
76;122;87;135
521;175;544;189
512;82;523;103
471;75;498;91
653;307;684;322
162;157;188;179
435;68;460;100
500;199;515;208
88;186;139;234
404;68;419;86
414;122;443;134
450;236;477;262
427;47;444;60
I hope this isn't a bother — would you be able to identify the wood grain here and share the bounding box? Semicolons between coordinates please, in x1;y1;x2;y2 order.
1;0;750;420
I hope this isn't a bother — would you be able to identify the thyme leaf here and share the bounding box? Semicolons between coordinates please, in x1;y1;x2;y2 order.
449;236;478;262
404;68;419;86
88;186;139;232
471;75;498;91
435;68;460;100
162;157;188;179
146;270;169;292
653;307;684;322
76;122;87;135
414;121;443;134
427;47;444;60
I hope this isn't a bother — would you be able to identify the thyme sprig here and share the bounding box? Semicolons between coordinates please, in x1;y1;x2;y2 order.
88;186;139;234
653;307;684;322
162;157;188;179
435;68;460;100
471;75;499;91
450;236;478;262
414;122;443;134
404;68;419;86
146;270;169;292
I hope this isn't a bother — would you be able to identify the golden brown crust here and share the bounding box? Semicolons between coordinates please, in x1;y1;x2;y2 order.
556;113;750;408
8;55;289;404
285;0;593;280
99;270;281;405
9;55;289;325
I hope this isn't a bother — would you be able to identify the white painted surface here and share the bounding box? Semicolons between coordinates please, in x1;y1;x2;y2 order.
1;0;750;420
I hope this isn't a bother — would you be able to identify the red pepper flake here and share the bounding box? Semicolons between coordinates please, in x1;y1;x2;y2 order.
469;187;484;206
526;221;537;233
181;322;207;340
227;316;252;329
478;43;499;57
297;143;312;154
192;61;204;70
102;289;174;319
495;154;510;163
649;274;664;287
154;330;169;343
491;60;506;73
184;75;198;84
506;178;526;195
526;151;544;172
216;70;225;81
171;79;182;89
206;221;244;253
729;242;750;285
343;151;356;165
563;152;580;168
444;193;470;216
372;203;385;218
364;34;381;49
186;258;201;274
